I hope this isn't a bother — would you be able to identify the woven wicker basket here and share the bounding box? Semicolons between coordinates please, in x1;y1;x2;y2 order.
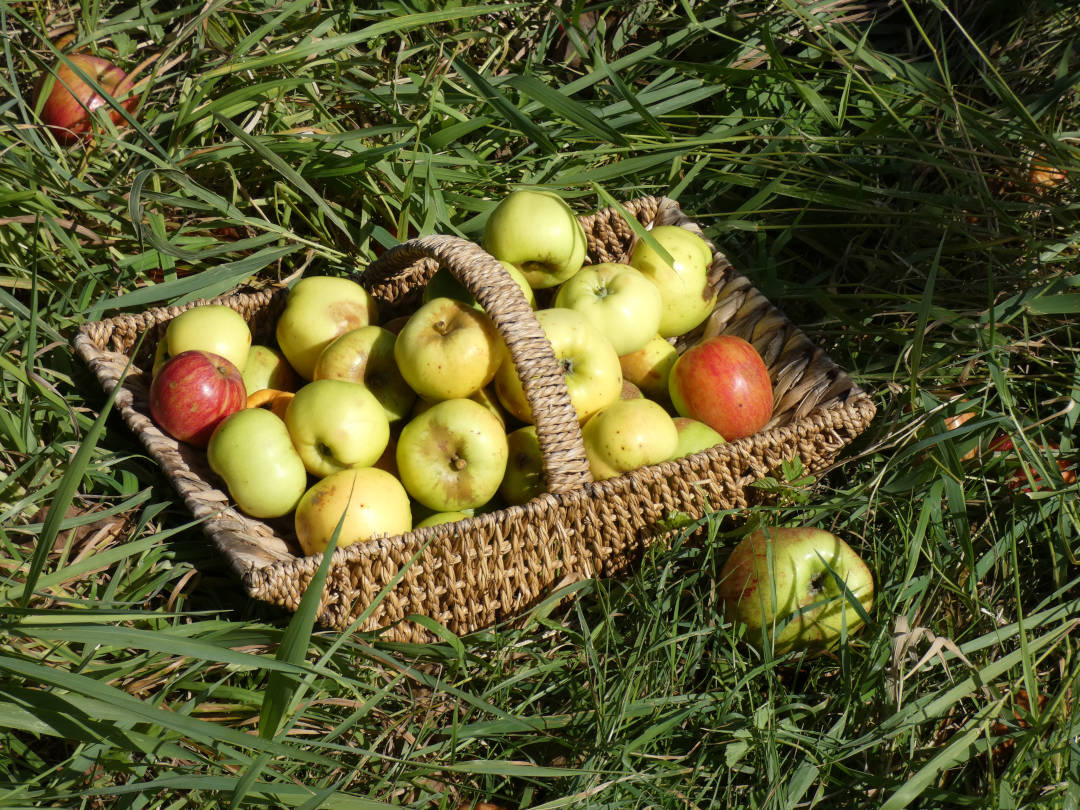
74;196;876;643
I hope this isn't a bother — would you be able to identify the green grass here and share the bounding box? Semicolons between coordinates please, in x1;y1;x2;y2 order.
2;0;1079;807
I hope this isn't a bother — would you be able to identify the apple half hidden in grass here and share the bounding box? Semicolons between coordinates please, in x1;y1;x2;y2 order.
718;526;874;654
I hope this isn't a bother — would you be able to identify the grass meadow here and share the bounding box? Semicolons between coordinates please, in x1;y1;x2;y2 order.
1;1;1078;807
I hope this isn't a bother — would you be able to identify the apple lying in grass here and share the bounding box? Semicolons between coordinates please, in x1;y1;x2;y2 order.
34;53;138;144
294;467;412;556
668;335;773;441
718;526;874;654
149;350;246;447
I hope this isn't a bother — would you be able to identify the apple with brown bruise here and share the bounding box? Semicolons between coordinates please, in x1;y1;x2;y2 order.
275;276;379;380
395;398;508;513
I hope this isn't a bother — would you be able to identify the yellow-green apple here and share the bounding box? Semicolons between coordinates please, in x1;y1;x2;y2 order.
34;53;137;144
275;276;379;380
671;417;725;459
149;350;246;447
553;263;663;356
294;467;412;556
668;335;773;441
313;325;416;423
157;304;252;375
494;307;622;424
499;425;546;506
619;335;678;403
414;511;471;529
581;398;678;481
394;297;502;402
628;225;717;337
242;344;299;395
395;398;509;512
482;189;587;289
621;381;644;399
284;380;390;478
717;526;874;653
207;407;308;518
423;261;536;310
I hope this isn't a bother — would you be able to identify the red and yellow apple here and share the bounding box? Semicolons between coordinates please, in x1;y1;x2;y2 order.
148;350;246;447
668;335;773;441
718;526;874;653
34;53;137;144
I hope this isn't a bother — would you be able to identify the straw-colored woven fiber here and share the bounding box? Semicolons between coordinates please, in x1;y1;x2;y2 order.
73;196;876;643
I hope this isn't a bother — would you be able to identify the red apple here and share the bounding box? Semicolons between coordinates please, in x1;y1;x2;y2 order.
34;53;137;144
985;433;1076;492
668;335;773;441
149;350;247;447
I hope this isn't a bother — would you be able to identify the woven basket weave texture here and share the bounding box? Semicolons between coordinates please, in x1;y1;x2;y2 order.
74;196;876;643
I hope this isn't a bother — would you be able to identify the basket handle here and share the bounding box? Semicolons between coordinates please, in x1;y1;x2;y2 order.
362;234;594;495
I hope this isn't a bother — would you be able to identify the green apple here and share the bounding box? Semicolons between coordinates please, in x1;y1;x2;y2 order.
628;225;717;338
313;325;416;423
294;467;412;556
207;407;308;519
242;344;299;396
581;398;678;481
414;510;471;529
494;307;622;424
718;526;875;654
394;297;502;402
553;263;663;356
275;276;379;381
671;417;725;459
158;304;252;375
482;189;588;289
619;335;678;403
396;398;509;513
499;425;546;506
284;379;390;478
423;261;536;311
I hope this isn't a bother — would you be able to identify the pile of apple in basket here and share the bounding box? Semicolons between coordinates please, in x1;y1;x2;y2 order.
149;190;874;653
